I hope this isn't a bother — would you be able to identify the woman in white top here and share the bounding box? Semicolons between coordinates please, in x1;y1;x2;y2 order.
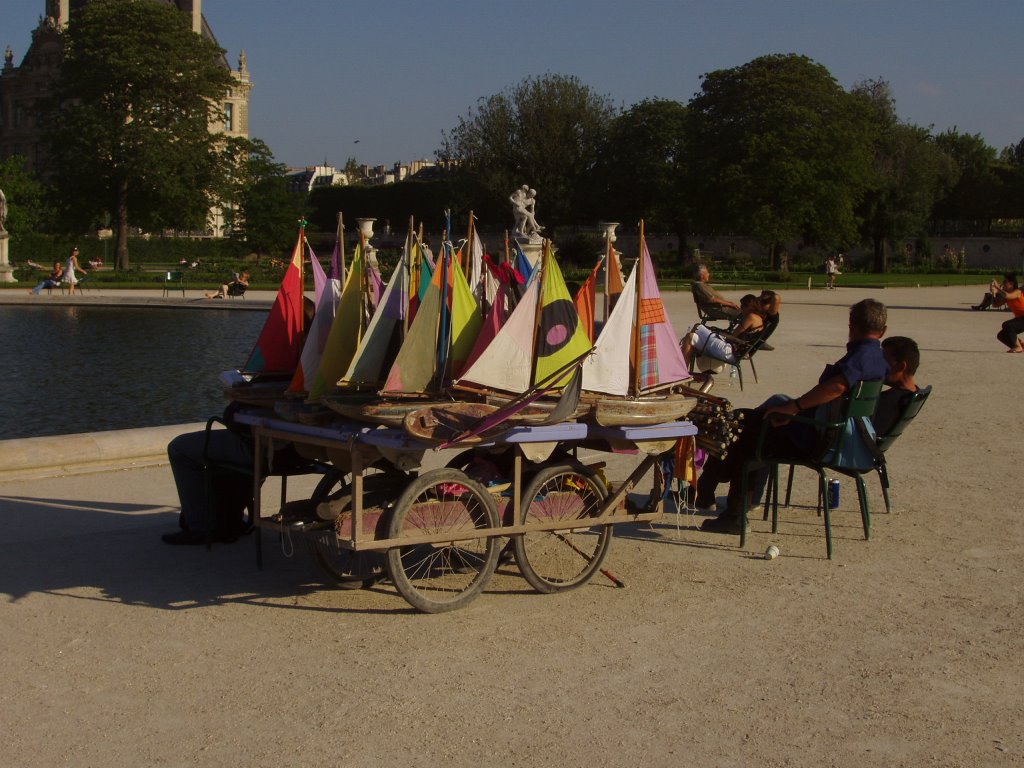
64;246;87;295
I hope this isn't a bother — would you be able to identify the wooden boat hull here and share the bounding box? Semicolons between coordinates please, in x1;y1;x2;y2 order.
403;401;556;444
322;395;445;428
585;392;698;427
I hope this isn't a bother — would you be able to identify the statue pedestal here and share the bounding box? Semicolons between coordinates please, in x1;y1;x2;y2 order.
515;236;544;269
0;231;15;283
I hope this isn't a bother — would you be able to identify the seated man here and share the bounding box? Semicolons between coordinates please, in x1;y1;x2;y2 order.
695;298;890;533
691;264;740;321
874;336;921;436
162;402;313;545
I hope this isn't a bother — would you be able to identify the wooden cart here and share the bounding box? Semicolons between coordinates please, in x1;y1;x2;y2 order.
236;412;697;613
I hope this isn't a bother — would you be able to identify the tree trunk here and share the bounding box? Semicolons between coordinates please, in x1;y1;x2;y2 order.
872;234;887;273
115;177;130;271
675;223;689;263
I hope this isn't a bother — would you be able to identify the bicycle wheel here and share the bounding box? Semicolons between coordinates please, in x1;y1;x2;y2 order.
308;467;386;589
385;468;500;613
513;464;613;593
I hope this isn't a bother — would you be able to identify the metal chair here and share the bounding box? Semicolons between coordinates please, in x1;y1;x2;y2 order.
685;316;779;391
741;379;883;559
782;384;932;515
163;270;186;297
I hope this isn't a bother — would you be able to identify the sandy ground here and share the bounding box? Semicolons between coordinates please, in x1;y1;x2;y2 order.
0;284;1021;767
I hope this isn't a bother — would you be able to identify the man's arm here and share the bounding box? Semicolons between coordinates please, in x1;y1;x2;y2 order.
763;374;850;419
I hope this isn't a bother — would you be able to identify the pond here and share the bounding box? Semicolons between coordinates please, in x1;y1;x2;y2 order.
0;305;268;440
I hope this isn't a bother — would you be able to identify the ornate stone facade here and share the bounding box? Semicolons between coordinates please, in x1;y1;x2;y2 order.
0;0;251;176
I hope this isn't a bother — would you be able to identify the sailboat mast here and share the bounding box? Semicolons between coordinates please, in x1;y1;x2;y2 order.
529;240;549;387
404;215;415;336
603;229;612;323
632;220;645;395
337;212;347;287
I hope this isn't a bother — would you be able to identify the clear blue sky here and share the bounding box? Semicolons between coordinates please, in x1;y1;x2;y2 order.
5;0;1023;169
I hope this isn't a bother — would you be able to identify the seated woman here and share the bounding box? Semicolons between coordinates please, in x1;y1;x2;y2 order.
682;293;765;368
29;261;65;295
973;274;1013;310
993;273;1024;352
206;271;250;299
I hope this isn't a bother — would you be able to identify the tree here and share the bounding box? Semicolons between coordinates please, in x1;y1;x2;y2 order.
43;0;236;269
685;54;875;268
932;129;1000;232
0;156;50;236
439;74;617;227
222;139;306;258
589;99;690;258
852;79;955;272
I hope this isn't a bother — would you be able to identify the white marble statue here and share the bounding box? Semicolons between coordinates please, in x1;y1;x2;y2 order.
510;184;542;238
0;187;7;232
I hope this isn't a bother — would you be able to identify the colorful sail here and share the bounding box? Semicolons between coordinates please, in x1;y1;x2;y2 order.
581;263;636;396
513;241;534;283
534;243;593;387
574;257;603;343
456;274;540;394
242;230;305;375
382;255;444;394
341;249;408;388
448;256;483;377
307;241;367;399
288;242;338;393
635;238;689;389
582;230;690;395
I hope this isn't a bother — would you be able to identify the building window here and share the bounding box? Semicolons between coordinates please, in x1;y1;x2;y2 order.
224;102;233;132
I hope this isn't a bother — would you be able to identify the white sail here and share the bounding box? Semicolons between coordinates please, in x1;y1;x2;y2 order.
581;264;637;396
455;274;539;394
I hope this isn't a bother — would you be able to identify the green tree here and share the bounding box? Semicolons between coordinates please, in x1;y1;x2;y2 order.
932;129;1000;232
222;139;306;258
43;0;235;269
439;74;618;227
685;54;874;268
590;99;690;258
0;155;50;236
853;79;955;272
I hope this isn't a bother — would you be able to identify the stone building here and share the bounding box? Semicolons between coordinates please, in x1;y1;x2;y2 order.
0;0;251;234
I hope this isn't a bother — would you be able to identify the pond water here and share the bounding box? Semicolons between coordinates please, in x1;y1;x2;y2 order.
0;305;268;440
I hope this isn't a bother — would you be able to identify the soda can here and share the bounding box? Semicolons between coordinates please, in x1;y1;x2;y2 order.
827;478;841;508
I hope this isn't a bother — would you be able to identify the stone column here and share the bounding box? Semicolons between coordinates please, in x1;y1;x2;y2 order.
0;230;15;283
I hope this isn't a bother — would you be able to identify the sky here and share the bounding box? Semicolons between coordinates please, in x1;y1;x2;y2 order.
4;0;1024;170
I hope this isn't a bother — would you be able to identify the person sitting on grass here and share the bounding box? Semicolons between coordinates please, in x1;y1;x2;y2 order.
206;270;249;299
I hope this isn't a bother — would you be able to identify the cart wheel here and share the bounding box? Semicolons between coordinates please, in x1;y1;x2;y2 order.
386;468;500;613
513;464;613;593
308;468;383;590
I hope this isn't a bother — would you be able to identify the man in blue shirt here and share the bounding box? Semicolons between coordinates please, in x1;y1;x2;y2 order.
697;299;890;534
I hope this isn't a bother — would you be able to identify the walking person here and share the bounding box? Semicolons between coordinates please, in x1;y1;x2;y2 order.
63;246;87;295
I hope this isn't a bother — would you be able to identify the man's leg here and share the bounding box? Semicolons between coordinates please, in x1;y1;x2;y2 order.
164;429;253;544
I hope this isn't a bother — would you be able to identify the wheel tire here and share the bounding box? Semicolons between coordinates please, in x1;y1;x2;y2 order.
513;464;613;594
385;468;500;613
308;468;383;590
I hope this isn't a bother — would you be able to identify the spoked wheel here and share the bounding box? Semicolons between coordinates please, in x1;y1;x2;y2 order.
307;467;386;590
385;468;500;613
513;464;613;593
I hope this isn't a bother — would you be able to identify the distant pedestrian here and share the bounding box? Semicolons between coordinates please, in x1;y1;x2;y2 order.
825;255;840;289
63;246;87;295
